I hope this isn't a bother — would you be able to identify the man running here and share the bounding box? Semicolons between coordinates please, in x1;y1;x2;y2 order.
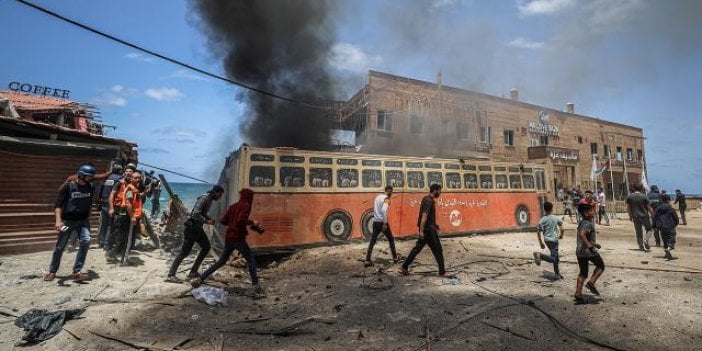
674;189;687;225
626;183;654;251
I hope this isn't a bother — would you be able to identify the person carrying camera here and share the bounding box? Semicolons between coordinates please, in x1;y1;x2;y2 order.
192;188;262;293
166;185;224;282
44;165;96;282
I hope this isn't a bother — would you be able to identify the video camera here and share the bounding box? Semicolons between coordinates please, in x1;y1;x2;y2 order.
249;223;265;235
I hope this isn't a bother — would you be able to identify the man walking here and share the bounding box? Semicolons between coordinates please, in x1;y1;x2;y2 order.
674;189;687;225
572;187;583;223
150;179;162;218
626;183;654;251
105;163;135;259
44;165;96;282
166;185;224;282
646;185;663;246
399;184;446;277
364;186;402;267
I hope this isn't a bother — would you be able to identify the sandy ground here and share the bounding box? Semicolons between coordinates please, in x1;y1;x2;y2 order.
1;209;701;351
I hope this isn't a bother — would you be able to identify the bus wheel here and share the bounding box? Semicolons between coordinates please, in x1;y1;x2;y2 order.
515;205;530;226
323;210;352;242
361;209;374;239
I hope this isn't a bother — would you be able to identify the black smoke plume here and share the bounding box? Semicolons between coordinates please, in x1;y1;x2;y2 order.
190;0;337;149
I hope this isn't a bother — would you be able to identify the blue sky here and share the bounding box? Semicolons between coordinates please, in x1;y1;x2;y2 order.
1;0;700;193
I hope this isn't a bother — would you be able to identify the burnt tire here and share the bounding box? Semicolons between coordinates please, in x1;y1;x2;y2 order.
361;209;375;240
323;210;353;243
515;205;531;226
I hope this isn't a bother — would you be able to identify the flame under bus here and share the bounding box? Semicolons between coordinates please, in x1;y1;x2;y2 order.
214;146;548;249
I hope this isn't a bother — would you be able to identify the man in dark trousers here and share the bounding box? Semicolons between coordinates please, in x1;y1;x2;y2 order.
192;189;262;292
97;164;123;248
150;179;162;218
674;189;687;225
166;185;224;283
646;185;663;246
364;186;402;267
399;184;447;277
626;183;654;251
44;165;96;282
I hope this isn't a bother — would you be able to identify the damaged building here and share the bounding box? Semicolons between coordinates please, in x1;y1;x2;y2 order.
339;71;645;205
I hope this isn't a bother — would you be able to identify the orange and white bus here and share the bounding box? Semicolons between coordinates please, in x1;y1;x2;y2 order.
214;146;548;249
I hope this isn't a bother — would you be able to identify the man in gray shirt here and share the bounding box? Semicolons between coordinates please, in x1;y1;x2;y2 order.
625;183;654;251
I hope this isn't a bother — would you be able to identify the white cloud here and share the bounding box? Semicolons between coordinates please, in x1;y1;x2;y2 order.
170;69;208;81
93;85;138;107
152;126;207;139
432;0;457;8
518;0;575;16
124;52;154;63
328;42;382;74
586;0;645;30
507;37;545;49
145;87;185;102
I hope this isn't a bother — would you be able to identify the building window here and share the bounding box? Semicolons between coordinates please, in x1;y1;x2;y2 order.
627;148;633;161
410;114;422;134
577;136;583;144
480;126;492;144
377;110;391;131
539;135;549;146
604;145;611;158
616;146;622;160
457;123;469;140
503;130;514;146
590;143;598;156
637;149;643;161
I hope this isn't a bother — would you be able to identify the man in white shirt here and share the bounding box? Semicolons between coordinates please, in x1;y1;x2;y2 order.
364;186;402;266
597;187;610;226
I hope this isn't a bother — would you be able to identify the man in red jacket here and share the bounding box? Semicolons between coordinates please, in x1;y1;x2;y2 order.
192;189;261;292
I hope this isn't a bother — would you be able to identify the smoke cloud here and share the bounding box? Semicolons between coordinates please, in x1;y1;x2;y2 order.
189;0;339;149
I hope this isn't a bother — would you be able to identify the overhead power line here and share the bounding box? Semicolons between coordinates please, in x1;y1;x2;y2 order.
13;0;335;110
140;162;211;184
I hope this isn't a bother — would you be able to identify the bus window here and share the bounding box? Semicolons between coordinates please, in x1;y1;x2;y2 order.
462;164;476;171
480;174;493;189
535;170;546;190
446;172;461;189
523;174;535;189
249;166;275;187
280;155;305;163
310;168;332;187
479;165;492;172
384;161;402;168
310;157;332;165
428;172;443;187
407;171;425;189
362;160;382;167
509;167;520;173
495;174;508;189
337;159;358;166
280;167;305;187
425;162;441;169
406;162;423;168
464;173;478;189
495;166;507;172
444;164;460;170
385;170;404;187
337;169;359;188
509;174;522;189
250;154;274;162
362;169;382;188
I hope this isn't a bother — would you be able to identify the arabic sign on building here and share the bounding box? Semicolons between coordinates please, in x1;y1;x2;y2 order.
550;150;578;161
528;111;559;136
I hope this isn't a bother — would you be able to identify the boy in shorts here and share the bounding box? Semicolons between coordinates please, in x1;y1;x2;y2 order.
574;203;605;304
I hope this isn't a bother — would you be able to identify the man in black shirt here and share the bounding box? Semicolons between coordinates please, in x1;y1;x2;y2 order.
674;189;687;225
399;184;446;276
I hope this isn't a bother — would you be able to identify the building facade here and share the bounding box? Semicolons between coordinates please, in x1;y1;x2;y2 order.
339;71;645;203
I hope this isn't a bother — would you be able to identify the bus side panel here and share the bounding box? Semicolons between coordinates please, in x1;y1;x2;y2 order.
245;192;537;249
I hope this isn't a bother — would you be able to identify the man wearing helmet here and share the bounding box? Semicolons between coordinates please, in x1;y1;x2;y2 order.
97;164;124;248
105;163;136;258
44;165;97;282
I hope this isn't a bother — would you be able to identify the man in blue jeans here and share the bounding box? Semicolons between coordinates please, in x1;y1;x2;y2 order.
44;165;96;282
533;202;565;279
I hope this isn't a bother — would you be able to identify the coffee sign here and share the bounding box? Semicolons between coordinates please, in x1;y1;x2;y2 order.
8;81;70;99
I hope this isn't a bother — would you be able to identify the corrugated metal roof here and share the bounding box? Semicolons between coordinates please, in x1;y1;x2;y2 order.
0;90;79;111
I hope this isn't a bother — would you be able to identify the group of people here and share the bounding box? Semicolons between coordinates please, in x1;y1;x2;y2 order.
560;186;610;225
44;163;161;282
533;182;687;304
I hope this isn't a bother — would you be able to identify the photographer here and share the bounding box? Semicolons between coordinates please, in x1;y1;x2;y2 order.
192;189;262;293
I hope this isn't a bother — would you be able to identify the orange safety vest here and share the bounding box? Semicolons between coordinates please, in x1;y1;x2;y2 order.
119;184;143;219
112;182;127;208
